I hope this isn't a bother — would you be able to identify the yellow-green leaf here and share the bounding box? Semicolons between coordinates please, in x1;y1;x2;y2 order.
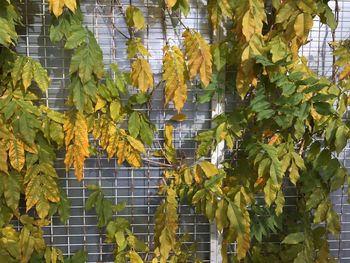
129;251;144;263
126;5;145;30
127;135;146;154
9;139;25;172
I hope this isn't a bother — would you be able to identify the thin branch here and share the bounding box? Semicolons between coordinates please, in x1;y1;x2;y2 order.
159;0;169;45
96;1;130;40
332;0;340;82
142;157;179;168
165;8;189;31
115;0;134;39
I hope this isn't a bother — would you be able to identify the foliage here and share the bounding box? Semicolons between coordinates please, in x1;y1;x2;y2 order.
0;0;349;262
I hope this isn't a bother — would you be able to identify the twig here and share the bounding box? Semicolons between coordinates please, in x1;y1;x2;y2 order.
165;8;189;31
115;0;134;39
142;157;179;169
96;1;130;40
159;0;169;45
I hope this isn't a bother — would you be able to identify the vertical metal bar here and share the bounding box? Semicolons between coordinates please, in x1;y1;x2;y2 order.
210;25;225;263
210;93;224;263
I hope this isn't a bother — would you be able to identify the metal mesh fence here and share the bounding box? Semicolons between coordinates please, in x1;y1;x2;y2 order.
13;0;350;262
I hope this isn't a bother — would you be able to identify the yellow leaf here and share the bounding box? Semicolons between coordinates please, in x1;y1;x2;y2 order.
241;0;267;41
106;125;119;159
156;187;178;262
310;105;321;121
339;65;350;80
126;146;142;167
117;141;126;165
183;30;212;87
9;139;25;172
164;124;173;148
163;46;188;112
199;161;219;177
48;0;77;17
193;164;203;183
0;141;8;174
294;13;313;42
236;209;251;260
64;0;77;13
166;0;177;9
64;111;89;181
131;58;153;92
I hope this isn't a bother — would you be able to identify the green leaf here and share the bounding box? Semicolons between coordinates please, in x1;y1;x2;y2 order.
174;0;190;16
139;115;154;146
85;190;100;211
326;209;340;235
204;172;224;189
70;76;85;111
313;102;334;115
227;202;245;235
318;3;337;30
128;112;141;138
64;25;87;49
12;56;26;86
282;232;305;244
65;249;88;263
32;60;50;91
69;33;104;83
213;42;228;71
57;191;71;224
335;125;348;154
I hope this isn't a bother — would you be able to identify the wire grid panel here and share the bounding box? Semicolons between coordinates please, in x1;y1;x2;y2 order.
15;0;212;262
12;0;350;262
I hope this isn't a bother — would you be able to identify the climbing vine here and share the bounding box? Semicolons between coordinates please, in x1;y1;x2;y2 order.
0;0;349;262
